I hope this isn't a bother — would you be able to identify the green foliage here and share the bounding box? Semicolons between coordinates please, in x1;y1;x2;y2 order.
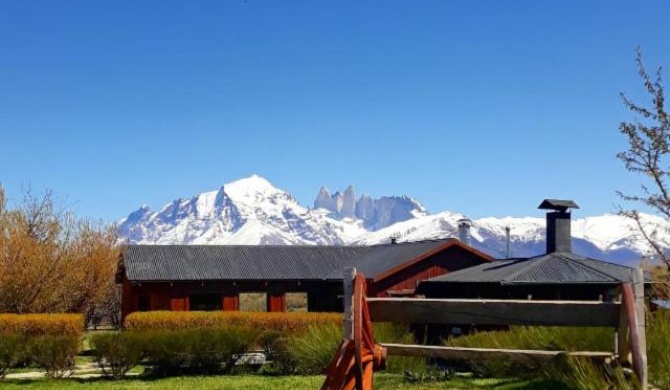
443;325;647;388
444;326;615;378
446;326;614;352
141;330;193;375
139;327;259;376
257;330;297;374
648;309;670;388
27;335;79;379
286;322;428;375
372;323;427;375
548;356;638;390
91;332;143;380
0;373;564;390
287;322;342;374
0;334;25;379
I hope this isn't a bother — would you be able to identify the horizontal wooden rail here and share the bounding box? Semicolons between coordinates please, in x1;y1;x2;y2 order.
381;343;615;362
367;298;621;327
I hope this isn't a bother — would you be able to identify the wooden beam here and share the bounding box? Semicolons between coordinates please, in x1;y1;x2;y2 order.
617;288;631;365
381;343;614;363
625;270;647;389
343;267;356;340
367;298;620;327
633;269;648;390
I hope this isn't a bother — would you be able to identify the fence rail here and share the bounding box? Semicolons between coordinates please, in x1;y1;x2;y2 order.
339;267;648;390
366;297;621;327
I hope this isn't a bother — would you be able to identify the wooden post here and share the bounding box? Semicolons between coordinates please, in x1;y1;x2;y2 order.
622;269;648;390
343;267;356;340
617;286;631;364
633;268;648;389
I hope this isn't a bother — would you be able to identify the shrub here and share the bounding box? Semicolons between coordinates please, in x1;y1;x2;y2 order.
0;334;25;379
125;311;341;334
373;323;427;375
548;355;638;390
285;322;428;375
139;327;259;376
444;326;615;378
27;335;79;379
0;314;83;337
141;330;191;376
648;309;670;388
257;330;297;374
91;332;143;380
189;328;259;374
288;322;342;374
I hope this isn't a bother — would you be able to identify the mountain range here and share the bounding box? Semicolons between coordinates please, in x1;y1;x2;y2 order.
117;175;669;266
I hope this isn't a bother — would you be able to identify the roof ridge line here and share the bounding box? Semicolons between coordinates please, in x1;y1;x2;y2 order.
559;253;623;281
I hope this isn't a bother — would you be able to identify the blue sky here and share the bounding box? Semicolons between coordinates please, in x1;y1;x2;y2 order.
1;1;669;221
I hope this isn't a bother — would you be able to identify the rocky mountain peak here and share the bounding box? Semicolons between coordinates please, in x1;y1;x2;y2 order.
116;175;670;265
312;185;426;230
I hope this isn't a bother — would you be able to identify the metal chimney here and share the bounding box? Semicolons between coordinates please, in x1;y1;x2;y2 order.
538;199;579;254
457;218;472;246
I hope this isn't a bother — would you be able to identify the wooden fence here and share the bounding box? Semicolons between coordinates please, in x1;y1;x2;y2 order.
342;267;648;389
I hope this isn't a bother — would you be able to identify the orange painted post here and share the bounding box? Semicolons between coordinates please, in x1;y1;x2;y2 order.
321;272;386;390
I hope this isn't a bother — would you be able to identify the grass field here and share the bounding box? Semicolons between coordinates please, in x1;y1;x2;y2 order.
0;374;566;390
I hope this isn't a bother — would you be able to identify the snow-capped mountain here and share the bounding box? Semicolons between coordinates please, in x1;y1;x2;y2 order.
118;175;370;245
313;185;427;230
117;175;670;266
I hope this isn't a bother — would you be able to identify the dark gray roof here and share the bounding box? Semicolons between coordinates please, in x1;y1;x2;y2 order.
122;239;467;282
538;199;579;211
420;252;638;285
123;245;368;281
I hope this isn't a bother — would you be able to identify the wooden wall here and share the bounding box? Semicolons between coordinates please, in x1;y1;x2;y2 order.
370;246;489;297
120;280;342;320
119;245;491;319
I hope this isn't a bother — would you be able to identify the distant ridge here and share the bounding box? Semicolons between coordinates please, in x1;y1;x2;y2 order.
117;175;669;266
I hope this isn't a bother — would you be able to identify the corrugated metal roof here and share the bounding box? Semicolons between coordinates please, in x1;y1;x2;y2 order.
325;239;454;280
122;239;460;282
123;245;369;281
419;252;638;285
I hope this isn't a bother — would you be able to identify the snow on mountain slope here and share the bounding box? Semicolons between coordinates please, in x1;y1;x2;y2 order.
117;175;670;265
118;175;368;245
313;185;428;230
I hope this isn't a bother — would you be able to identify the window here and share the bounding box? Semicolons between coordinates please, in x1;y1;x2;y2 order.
189;294;222;311
286;292;308;312
239;293;267;312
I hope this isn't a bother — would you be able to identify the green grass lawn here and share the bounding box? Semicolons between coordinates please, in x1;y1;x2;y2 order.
0;374;566;390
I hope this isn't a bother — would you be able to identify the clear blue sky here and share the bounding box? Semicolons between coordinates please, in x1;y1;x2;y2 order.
1;1;669;221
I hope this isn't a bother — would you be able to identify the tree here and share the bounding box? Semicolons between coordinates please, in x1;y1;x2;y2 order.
617;48;670;272
0;185;121;325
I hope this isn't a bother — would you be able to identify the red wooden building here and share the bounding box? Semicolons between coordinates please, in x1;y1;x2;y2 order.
116;239;492;320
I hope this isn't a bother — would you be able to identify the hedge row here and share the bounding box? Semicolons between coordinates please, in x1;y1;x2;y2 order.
91;328;259;379
91;322;426;379
0;334;79;379
125;311;342;334
0;314;83;337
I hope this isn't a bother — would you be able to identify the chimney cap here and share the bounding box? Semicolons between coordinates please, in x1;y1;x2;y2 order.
538;199;579;212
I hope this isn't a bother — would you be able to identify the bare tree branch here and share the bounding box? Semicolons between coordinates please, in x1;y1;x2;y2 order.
618;48;670;270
